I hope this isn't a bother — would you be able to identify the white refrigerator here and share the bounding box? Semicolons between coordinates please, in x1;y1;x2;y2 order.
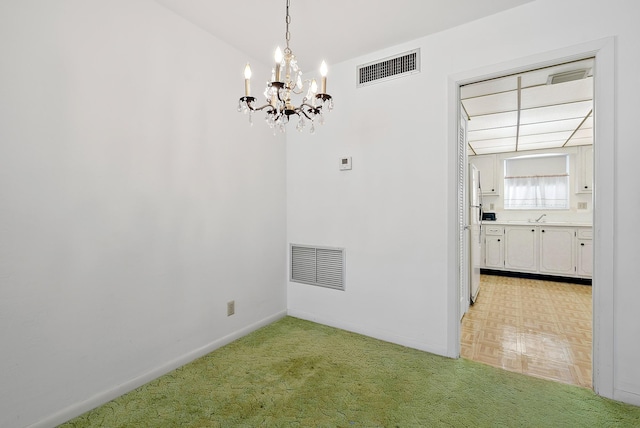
469;163;483;303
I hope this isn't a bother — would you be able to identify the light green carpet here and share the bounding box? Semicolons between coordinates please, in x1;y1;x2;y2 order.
61;317;640;427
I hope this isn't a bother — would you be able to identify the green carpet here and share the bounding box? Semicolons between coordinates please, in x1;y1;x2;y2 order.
61;317;640;427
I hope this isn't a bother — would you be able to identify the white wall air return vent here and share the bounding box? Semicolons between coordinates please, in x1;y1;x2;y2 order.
290;244;345;290
357;49;420;87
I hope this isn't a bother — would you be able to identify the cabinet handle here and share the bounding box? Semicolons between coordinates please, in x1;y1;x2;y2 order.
584;185;588;189
542;229;545;233
531;229;535;232
492;188;495;191
497;239;501;242
581;243;585;246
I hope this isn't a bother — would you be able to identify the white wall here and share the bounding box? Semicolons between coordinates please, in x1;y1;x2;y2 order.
0;1;286;426
287;0;640;405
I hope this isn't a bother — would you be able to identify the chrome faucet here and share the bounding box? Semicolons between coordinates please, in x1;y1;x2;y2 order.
535;214;547;222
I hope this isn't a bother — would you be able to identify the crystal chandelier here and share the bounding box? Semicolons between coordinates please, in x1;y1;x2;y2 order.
237;0;333;133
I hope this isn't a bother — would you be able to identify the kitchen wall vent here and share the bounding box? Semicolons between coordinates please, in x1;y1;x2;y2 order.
290;244;345;290
357;49;420;88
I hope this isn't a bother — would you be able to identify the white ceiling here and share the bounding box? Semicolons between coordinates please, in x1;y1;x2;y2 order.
462;58;594;155
153;0;586;155
155;0;533;70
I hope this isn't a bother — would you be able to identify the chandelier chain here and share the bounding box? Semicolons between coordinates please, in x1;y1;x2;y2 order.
285;0;291;54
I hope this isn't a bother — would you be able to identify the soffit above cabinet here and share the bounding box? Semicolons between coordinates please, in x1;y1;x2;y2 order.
462;58;594;155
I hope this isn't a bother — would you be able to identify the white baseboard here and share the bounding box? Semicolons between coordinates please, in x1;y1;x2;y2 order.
287;309;447;357
31;311;287;428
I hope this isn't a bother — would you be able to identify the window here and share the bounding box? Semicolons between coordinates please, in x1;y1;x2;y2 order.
504;154;569;210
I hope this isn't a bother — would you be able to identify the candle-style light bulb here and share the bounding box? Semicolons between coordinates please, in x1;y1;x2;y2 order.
244;63;252;96
320;60;328;93
274;47;283;82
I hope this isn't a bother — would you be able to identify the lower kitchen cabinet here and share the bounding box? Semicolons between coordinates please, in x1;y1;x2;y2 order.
539;227;575;276
485;235;504;269
576;227;593;277
482;223;592;279
484;225;504;269
504;226;538;273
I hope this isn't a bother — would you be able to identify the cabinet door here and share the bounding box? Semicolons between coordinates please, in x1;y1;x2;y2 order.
485;235;504;269
470;155;498;195
577;145;593;193
577;239;593;277
504;227;538;272
539;227;575;276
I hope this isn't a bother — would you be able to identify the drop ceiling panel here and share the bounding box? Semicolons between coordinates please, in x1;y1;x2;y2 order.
467;111;519;131
462;91;518;116
519;118;583;136
474;146;516;155
461;76;518;99
468;126;517;141
520;78;593;110
518;132;573;145
520;100;592;125
564;136;593;146
470;137;517;150
517;141;569;151
582;116;593;128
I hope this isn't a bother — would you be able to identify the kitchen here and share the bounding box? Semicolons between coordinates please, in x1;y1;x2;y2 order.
461;58;594;387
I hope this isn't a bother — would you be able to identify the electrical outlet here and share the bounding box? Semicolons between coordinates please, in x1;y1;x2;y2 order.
227;300;235;316
578;202;588;210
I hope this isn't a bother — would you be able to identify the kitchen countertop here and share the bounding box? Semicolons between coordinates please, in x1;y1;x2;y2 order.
482;220;593;227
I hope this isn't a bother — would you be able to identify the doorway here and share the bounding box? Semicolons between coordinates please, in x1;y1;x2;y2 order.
448;37;616;397
459;59;594;387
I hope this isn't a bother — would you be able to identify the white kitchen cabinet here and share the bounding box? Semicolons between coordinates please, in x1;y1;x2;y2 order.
484;225;504;269
504;226;538;272
576;227;593;277
539;227;575;276
480;223;592;279
577;145;593;193
469;154;498;195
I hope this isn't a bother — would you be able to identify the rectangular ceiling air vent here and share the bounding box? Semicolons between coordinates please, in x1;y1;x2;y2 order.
357;49;420;88
290;244;345;290
546;69;590;85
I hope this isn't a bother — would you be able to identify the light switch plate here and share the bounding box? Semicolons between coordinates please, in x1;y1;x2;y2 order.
340;157;352;170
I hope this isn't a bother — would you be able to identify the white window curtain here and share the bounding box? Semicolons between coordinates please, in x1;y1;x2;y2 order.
504;154;569;210
504;174;569;209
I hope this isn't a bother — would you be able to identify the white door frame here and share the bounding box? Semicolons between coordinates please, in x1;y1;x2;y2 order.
446;37;616;399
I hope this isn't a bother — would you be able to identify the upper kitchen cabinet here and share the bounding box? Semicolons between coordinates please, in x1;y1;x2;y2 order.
470;154;498;195
577;145;593;193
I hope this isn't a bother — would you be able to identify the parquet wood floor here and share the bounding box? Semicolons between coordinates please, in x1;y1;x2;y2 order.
461;274;592;388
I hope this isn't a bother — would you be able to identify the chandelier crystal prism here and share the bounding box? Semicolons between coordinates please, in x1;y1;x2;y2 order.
237;0;333;133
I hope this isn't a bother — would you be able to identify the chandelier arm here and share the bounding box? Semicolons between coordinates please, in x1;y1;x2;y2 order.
240;99;276;113
300;102;321;112
297;103;322;120
253;104;276;112
296;108;314;121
